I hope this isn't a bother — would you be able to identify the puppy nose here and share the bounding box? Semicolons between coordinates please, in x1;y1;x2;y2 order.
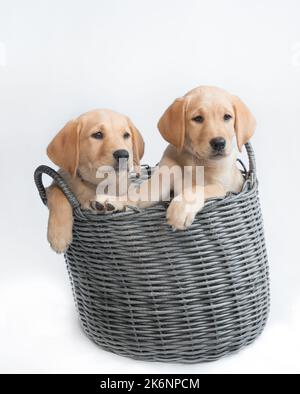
113;149;129;160
210;137;226;152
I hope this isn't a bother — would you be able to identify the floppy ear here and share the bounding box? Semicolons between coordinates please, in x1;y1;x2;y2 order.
47;119;81;177
157;97;189;150
232;96;256;152
127;119;145;173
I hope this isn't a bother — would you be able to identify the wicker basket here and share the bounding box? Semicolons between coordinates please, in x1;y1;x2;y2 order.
34;143;269;363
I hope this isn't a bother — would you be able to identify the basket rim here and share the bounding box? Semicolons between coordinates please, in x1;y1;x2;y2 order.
73;177;258;222
34;143;257;216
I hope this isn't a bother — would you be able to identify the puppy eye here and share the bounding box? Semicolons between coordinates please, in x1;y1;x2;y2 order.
123;132;130;139
192;116;205;123
91;131;104;140
224;114;232;121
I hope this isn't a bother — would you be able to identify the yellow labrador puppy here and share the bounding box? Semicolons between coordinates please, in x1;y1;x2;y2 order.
46;109;144;253
95;86;256;231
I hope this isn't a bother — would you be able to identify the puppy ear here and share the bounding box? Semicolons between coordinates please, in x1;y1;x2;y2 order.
158;97;189;150
128;119;145;173
232;96;256;152
47;119;81;177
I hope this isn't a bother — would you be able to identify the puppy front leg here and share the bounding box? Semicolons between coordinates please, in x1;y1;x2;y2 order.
167;184;225;230
47;185;73;254
166;186;204;231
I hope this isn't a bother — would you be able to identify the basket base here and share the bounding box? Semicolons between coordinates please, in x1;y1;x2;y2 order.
78;316;269;364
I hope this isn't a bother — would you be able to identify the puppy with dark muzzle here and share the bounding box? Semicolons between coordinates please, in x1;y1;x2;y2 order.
46;109;144;253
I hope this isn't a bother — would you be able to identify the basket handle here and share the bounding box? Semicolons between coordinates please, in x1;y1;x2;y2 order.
245;142;256;180
34;165;80;209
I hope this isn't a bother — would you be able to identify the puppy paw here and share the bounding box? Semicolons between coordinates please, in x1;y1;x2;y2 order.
89;195;127;213
166;197;203;231
47;225;72;254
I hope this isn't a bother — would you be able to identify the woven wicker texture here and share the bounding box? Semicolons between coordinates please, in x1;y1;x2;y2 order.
34;143;269;363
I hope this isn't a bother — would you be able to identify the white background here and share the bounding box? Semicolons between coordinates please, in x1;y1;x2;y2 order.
0;0;300;374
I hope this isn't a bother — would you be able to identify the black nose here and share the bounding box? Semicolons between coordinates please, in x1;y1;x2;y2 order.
210;137;226;152
113;149;129;161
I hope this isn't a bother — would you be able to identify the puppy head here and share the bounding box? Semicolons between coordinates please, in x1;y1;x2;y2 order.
47;109;144;180
158;86;256;160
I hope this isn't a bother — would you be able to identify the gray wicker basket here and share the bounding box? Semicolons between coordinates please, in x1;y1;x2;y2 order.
34;143;269;363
